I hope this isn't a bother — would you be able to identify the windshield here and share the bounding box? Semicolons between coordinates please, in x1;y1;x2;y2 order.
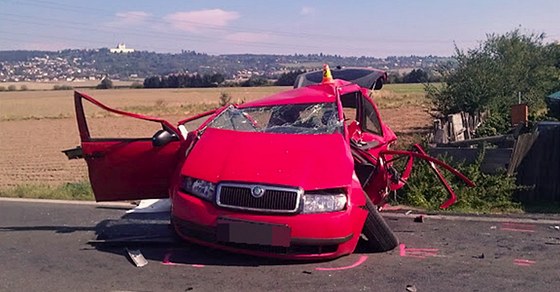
206;103;342;134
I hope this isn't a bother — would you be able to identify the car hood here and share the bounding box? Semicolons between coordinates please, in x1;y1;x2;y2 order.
181;127;353;190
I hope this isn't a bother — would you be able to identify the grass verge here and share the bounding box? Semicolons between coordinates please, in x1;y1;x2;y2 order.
0;181;94;201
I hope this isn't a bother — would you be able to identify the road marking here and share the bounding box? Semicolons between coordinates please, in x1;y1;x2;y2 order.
500;222;536;233
315;255;368;271
162;250;205;268
0;197;133;207
514;259;535;266
399;244;439;259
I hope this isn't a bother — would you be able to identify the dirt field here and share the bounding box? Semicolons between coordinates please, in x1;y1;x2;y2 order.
0;80;137;91
0;86;431;187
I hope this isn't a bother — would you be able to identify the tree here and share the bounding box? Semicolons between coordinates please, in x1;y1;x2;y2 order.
97;78;114;89
241;76;269;87
275;69;306;86
143;76;161;88
386;72;402;84
427;29;560;127
402;69;428;83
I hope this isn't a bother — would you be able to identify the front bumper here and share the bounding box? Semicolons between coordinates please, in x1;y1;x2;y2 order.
172;190;367;260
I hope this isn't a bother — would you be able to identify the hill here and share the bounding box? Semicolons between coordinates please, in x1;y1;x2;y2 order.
0;48;454;82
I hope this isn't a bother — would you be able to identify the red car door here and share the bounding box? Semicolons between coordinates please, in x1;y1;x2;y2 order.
74;91;183;201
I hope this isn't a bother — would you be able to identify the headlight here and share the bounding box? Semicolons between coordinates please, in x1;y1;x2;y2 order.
302;190;347;214
181;177;216;201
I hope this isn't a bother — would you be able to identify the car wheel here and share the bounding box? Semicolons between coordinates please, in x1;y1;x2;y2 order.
362;194;399;252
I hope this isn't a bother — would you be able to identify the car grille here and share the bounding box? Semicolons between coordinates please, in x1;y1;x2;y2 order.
216;183;302;213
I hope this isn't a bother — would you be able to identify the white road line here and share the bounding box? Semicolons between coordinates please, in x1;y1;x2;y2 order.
382;212;560;225
2;197;559;225
0;197;133;208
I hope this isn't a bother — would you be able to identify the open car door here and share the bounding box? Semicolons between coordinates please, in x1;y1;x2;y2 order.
73;91;183;201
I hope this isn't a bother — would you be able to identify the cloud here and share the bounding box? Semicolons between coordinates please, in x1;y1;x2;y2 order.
164;9;240;33
224;32;270;44
300;6;315;16
106;11;151;27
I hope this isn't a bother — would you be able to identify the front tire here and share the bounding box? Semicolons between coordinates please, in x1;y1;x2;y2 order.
362;195;399;252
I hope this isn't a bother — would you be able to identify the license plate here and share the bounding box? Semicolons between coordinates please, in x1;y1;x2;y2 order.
216;219;291;247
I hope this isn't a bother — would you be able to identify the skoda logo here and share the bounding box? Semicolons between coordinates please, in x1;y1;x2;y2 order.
251;186;265;198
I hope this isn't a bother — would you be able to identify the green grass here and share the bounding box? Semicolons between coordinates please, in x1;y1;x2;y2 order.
0;181;94;201
372;83;435;109
383;83;429;94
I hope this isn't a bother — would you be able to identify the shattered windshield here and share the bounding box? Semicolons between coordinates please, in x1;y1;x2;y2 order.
206;103;342;134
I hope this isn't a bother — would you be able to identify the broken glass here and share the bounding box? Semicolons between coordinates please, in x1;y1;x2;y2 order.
206;103;342;134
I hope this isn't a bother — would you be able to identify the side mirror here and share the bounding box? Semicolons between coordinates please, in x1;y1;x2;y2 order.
152;130;178;147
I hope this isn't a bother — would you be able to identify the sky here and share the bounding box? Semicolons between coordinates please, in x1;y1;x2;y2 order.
0;0;559;57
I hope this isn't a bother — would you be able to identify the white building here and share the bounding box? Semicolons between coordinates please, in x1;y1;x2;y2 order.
110;43;135;53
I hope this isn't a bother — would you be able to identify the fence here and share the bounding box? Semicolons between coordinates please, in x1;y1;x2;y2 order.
431;111;488;144
429;111;560;204
513;125;560;203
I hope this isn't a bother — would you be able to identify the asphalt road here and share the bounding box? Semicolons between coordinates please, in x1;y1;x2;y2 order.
1;199;559;292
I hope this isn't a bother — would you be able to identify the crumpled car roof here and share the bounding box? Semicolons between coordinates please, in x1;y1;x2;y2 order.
293;67;387;89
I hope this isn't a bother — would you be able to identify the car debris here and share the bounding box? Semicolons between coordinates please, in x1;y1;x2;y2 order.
125;199;171;214
406;284;417;292
413;215;425;223
126;248;148;267
473;253;485;259
67;64;474;260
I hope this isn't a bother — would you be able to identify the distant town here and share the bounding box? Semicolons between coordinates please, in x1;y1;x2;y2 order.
0;44;454;83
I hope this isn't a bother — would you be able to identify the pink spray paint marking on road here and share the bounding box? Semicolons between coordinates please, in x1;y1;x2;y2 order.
399;244;439;259
162;250;205;268
314;255;368;271
399;243;406;257
500;222;535;233
514;259;535;267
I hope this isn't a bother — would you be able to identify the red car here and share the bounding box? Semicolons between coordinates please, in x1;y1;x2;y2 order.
70;65;473;260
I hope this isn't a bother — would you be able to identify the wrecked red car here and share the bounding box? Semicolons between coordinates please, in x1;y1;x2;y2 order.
69;65;473;260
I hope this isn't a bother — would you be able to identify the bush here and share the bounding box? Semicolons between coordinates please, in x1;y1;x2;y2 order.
396;149;523;213
20;85;29;91
219;92;232;106
475;114;510;137
241;76;269;87
0;86;6;91
97;78;113;89
275;69;306;86
7;85;17;91
53;84;74;90
130;82;143;89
